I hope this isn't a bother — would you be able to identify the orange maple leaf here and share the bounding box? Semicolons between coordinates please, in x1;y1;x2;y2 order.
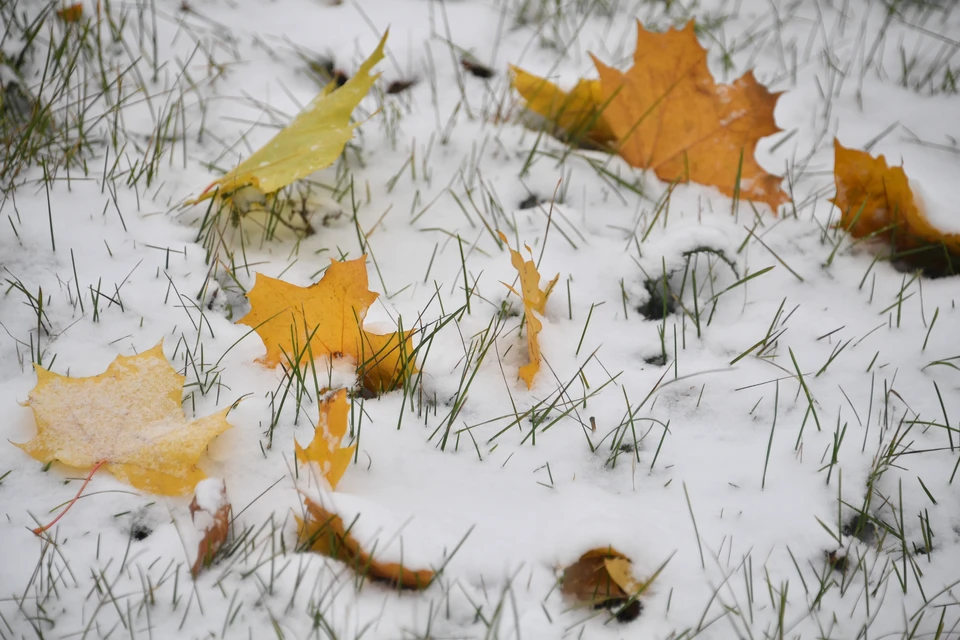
297;496;434;589
588;20;788;211
295;389;355;490
831;139;959;275
14;344;233;496
511;66;616;146
498;232;558;389
238;256;417;393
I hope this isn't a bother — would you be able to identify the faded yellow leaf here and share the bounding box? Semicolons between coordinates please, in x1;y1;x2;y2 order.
14;344;233;496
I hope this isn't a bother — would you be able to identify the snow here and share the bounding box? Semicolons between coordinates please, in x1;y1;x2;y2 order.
2;0;960;639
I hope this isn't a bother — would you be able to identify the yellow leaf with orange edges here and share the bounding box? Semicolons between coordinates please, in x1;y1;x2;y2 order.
590;21;788;211
297;496;434;589
295;389;355;490
511;66;616;146
498;231;558;389
192;31;387;202
14;344;233;496
238;256;416;393
831;139;959;275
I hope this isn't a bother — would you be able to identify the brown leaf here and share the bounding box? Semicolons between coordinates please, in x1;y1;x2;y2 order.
56;3;83;22
297;496;434;589
190;479;231;577
831;138;959;276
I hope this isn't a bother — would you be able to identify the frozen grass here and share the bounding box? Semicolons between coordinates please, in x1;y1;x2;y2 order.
1;0;960;638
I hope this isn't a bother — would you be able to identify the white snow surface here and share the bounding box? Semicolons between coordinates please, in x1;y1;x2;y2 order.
2;0;960;638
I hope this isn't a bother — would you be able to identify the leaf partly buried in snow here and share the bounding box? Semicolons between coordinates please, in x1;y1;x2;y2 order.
498;231;558;389
297;496;435;589
590;21;788;211
238;256;416;393
295;389;355;490
15;344;234;496
193;31;387;202
190;479;231;577
562;547;648;621
511;66;616;146
831;138;959;275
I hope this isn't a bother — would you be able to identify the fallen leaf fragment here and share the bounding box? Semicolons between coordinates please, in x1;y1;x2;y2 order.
297;496;434;589
15;344;233;496
562;547;645;620
831;139;959;275
56;3;83;22
584;20;788;210
190;479;231;577
192;31;387;202
511;66;616;146
295;389;355;490
237;256;416;393
498;231;558;389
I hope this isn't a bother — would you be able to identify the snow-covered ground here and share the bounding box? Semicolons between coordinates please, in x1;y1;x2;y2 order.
2;0;960;638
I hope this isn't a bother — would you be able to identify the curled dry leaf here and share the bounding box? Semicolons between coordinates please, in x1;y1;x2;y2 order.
190;479;231;577
191;31;387;203
498;231;558;389
295;389;355;490
562;547;645;621
297;496;434;589
14;344;234;496
510;66;616;146
831;139;959;276
238;256;417;394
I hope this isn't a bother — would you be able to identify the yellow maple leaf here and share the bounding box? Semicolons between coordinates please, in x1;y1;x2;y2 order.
297;496;434;589
587;20;788;211
511;66;616;146
295;389;355;490
192;31;388;202
831;139;959;275
498;231;558;389
238;256;416;393
15;344;233;496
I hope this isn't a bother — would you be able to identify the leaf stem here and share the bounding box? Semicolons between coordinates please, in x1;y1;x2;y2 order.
32;459;108;535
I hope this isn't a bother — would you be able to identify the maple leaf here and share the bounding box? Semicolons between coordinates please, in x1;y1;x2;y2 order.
238;256;416;393
190;479;231;577
192;31;387;203
511;66;616;146
831;139;959;275
498;232;558;389
15;344;233;496
588;20;788;211
297;496;435;589
295;389;355;490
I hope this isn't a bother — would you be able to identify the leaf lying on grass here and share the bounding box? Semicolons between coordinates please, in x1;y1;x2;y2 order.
297;496;435;589
498;231;558;389
562;547;648;622
831;138;959;276
295;389;355;490
512;21;789;211
191;31;387;204
14;344;234;496
238;256;417;394
190;479;231;577
510;66;616;146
